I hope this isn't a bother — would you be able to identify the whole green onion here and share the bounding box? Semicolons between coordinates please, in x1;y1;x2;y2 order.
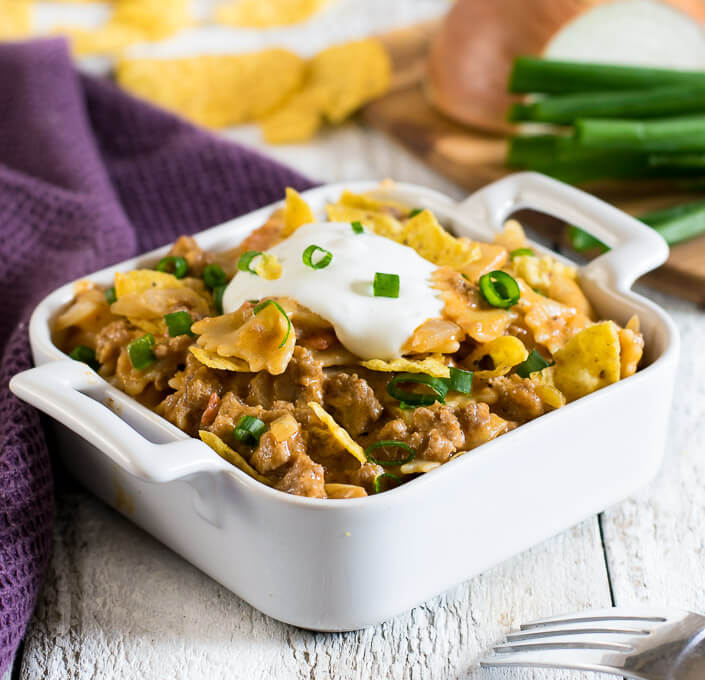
365;440;415;467
156;256;188;279
479;271;520;308
351;221;364;234
127;334;156;370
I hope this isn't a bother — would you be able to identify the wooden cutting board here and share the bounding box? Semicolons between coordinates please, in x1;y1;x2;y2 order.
365;20;705;305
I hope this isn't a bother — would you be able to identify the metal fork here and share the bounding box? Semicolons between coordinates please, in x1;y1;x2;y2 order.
480;607;705;680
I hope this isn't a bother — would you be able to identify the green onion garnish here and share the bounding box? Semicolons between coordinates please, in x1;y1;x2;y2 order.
515;349;554;378
387;372;450;406
510;247;534;259
374;472;401;494
253;299;291;348
238;250;262;274
213;285;226;315
127;334;156;370
408;208;423;218
164;311;194;337
302;244;333;270
351;220;364;234
156;256;188;279
203;263;227;289
365;441;415;467
448;367;473;394
69;345;99;371
105;286;117;304
479;270;520;308
233;415;267;446
373;272;400;298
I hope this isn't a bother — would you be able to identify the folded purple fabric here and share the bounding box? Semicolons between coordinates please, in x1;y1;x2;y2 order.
0;38;315;674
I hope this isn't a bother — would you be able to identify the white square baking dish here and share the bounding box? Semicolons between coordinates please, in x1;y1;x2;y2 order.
10;172;679;631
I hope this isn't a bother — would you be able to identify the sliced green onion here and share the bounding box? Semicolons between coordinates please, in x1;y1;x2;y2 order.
127;334;156;370
203;263;226;289
253;299;291;348
238;250;262;274
448;367;473;394
515;349;554;378
387;372;449;406
567;226;609;254
105;286;117;304
373;272;400;298
164;311;194;337
69;345;99;371
351;220;364;234
233;415;267;446
373;472;401;494
479;271;520;308
156;256;188;279
365;440;416;467
510;247;534;259
408;208;423;218
213;285;226;315
302;244;333;270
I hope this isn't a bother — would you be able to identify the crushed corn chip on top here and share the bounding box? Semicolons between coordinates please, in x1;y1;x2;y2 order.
53;184;645;499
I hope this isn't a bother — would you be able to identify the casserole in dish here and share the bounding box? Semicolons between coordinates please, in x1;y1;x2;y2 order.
10;172;679;630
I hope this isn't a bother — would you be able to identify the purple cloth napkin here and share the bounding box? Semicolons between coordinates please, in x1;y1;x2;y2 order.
0;38;315;673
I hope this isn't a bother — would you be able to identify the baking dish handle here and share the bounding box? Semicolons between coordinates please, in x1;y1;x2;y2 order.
456;171;669;291
9;360;233;483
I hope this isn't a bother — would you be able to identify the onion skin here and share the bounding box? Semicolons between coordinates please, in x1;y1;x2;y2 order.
426;0;705;134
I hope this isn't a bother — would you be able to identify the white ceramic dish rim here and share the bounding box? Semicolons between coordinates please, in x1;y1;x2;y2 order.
19;172;680;512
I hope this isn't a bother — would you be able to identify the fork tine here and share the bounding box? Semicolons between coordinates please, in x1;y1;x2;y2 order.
494;636;636;653
507;623;651;641
520;606;671;630
480;649;638;679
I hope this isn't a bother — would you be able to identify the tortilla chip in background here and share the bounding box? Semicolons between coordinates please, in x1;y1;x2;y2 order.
117;49;305;128
283;187;316;236
260;88;325;144
215;0;329;28
553;321;621;402
0;0;32;40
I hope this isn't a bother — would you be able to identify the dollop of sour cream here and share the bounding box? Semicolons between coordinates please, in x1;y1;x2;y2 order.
222;222;444;360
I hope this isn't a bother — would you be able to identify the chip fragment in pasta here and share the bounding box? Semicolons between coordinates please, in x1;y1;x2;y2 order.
361;356;450;379
400;210;480;268
324;483;367;498
325;203;403;240
308;402;366;465
117;49;305;129
215;0;328;27
114;270;184;298
495;219;529;252
399;460;441;475
189;346;251;372
199;430;271;484
283;188;316;236
553;321;621;401
253;253;282;280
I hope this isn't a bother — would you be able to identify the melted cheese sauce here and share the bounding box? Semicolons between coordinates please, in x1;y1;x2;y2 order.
222;222;444;360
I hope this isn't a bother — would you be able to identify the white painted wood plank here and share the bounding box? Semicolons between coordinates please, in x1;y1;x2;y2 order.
21;491;613;680
601;292;705;613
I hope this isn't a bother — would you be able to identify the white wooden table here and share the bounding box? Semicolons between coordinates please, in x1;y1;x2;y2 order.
10;2;705;678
